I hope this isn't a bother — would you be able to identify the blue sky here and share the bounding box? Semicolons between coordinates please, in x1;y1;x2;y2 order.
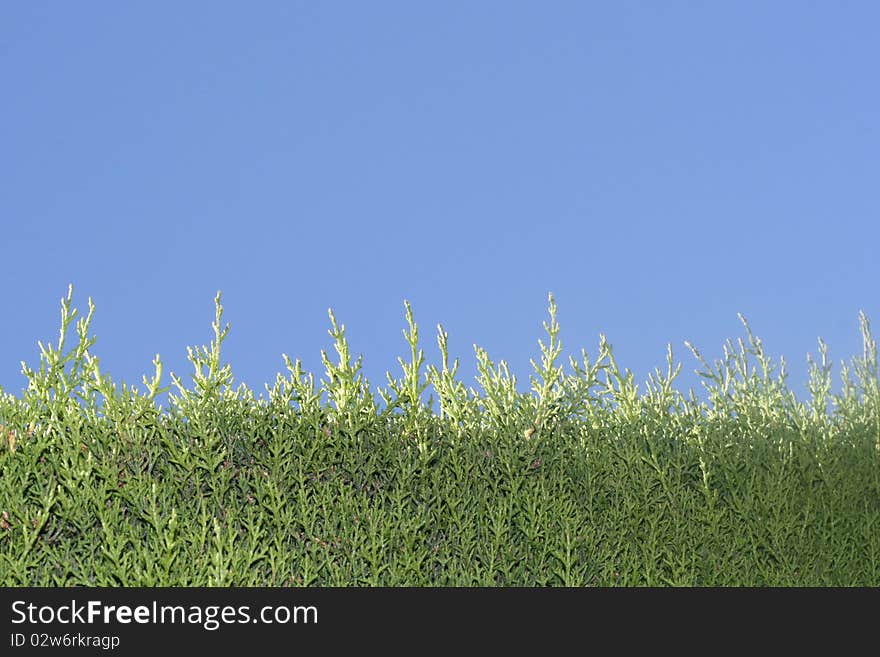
2;2;878;409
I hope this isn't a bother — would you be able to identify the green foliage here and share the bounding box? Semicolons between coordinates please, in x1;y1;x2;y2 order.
1;287;879;586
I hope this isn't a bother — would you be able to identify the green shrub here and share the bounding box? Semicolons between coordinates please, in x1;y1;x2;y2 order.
1;286;878;585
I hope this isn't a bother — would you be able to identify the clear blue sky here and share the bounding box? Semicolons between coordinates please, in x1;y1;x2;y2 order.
2;2;878;409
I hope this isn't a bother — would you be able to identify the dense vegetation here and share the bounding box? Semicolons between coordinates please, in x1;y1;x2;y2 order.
2;287;878;585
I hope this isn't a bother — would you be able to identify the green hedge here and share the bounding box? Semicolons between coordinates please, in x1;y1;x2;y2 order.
1;287;878;585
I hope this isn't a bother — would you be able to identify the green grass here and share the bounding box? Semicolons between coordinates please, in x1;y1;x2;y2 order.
1;286;878;585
